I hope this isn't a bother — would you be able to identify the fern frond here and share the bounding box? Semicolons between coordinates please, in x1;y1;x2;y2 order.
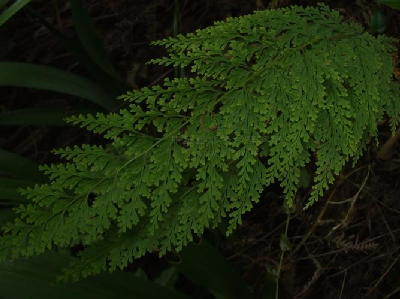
1;3;399;280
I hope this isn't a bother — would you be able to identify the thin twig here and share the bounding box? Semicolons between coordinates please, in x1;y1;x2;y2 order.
339;270;347;299
289;178;344;258
383;286;400;299
327;166;370;236
366;247;400;296
377;127;400;160
275;212;291;299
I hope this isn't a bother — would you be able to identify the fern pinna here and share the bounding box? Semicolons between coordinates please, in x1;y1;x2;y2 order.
1;3;399;280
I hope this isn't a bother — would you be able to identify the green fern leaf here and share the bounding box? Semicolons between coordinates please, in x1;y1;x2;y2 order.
1;3;399;280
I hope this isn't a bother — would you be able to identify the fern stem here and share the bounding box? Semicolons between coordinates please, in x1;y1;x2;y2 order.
275;211;291;299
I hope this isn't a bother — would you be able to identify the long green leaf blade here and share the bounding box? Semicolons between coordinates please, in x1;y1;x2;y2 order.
70;0;119;80
370;10;386;33
0;148;45;182
376;0;400;9
175;239;253;299
0;0;31;27
0;178;34;202
0;0;12;10
0;252;195;299
26;7;129;95
0;107;94;126
0;62;119;110
0;208;16;225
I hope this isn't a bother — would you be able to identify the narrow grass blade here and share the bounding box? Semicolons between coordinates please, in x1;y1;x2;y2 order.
0;107;94;126
0;107;68;126
0;0;12;10
0;0;31;27
0;251;195;299
0;62;119;110
70;0;119;80
154;267;179;289
376;0;400;9
370;9;386;33
174;239;253;299
0;148;45;182
0;178;34;202
26;7;129;95
0;208;16;225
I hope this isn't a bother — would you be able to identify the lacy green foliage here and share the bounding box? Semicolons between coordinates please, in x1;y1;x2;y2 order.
1;3;400;280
